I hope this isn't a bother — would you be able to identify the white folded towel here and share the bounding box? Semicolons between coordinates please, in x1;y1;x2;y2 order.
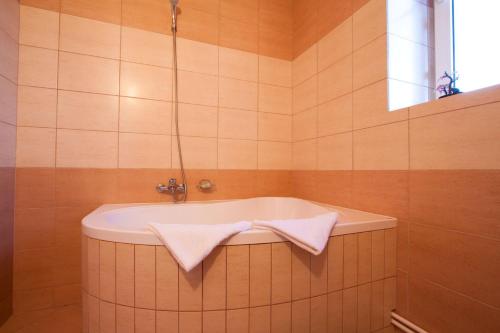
149;221;252;272
253;212;338;255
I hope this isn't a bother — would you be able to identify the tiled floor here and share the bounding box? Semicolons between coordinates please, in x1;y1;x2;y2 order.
0;305;81;333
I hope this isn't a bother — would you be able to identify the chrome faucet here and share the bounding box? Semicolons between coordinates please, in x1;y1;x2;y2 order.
156;178;186;199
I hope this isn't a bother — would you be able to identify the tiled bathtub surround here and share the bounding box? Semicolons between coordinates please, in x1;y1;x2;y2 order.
0;0;19;325
81;228;397;333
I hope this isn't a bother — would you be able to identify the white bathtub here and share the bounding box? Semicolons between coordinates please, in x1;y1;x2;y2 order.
82;197;397;245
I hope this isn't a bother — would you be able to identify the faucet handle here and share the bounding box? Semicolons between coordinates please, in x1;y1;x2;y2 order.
168;178;177;185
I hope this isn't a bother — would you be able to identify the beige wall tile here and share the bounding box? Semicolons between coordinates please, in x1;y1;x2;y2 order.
384;277;396;326
220;47;258;82
120;61;171;100
384;229;397;277
87;238;100;298
171;136;217;169
59;51;119;95
219;108;257;140
203;246;226;310
258;112;292;142
135;308;156;333
156;246;178;311
203;310;225;333
60;14;120;59
116;305;134;333
56;129;118;168
318;93;353;136
371;279;384;331
0;123;16;167
372;230;385;281
327;291;342;332
292;139;317;170
353;80;408;129
18;45;58;88
227;245;250;309
342;287;357;333
58;90;119;131
343;234;358;289
259;84;292;115
88;294;99;332
157;310;178;333
178;70;218;106
259;56;291;88
16;126;56;167
271;242;291;303
119;133;171;169
310;250;327;297
292;44;317;86
99;241;116;303
0;75;17;125
120;97;172;135
291;299;310;332
249;244;271;307
0;29;18;84
353;0;387;50
410;103;500;169
291;245;310;300
179;264;202;311
293;107;317;141
135;245;156;309
318;18;352;72
258;141;292;170
271;303;291;333
353;35;387;90
317;133;353;171
318;56;353;104
218;139;257;170
357;232;372;285
311;295;328;333
179;311;202;333
353;121;409;170
177;38;218;75
357;283;371;332
227;308;249;333
100;300;116;333
20;5;59;49
177;103;217;137
293;75;317;114
249;306;270;333
220;77;258;111
17;86;57;127
116;243;134;307
121;26;172;68
328;236;343;292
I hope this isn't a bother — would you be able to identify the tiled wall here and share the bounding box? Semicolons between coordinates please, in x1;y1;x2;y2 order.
13;2;295;315
20;0;293;60
0;0;19;325
290;0;500;331
81;230;397;333
17;5;293;171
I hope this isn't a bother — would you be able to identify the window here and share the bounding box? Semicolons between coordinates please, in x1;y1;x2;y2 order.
435;0;500;94
453;0;500;92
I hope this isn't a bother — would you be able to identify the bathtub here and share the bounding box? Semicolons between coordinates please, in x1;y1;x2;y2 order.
81;197;398;333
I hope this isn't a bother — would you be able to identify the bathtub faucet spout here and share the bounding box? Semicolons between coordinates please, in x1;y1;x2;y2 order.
156;178;187;198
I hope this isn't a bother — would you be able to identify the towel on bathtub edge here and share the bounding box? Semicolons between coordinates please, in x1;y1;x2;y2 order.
149;221;252;272
252;212;338;255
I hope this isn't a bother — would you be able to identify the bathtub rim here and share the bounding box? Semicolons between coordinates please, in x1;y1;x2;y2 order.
82;197;397;245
